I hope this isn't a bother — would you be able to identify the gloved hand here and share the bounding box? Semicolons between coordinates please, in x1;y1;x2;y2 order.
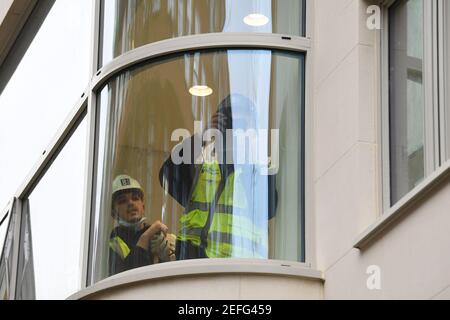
150;232;165;257
151;233;176;262
159;233;176;262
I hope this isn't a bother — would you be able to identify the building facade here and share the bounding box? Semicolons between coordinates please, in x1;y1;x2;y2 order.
0;0;449;300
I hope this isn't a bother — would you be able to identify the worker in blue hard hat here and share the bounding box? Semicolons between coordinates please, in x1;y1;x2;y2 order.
108;175;175;276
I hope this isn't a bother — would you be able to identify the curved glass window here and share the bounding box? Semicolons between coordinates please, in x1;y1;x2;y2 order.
91;49;305;282
100;0;306;66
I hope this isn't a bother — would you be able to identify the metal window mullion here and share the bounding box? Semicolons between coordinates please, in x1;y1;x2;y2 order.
91;33;311;92
80;92;97;291
304;53;314;268
432;0;441;169
89;81;117;285
301;0;314;268
305;0;313;39
373;5;383;217
381;5;392;211
438;0;447;162
423;0;438;176
90;0;101;78
80;0;102;291
10;198;21;300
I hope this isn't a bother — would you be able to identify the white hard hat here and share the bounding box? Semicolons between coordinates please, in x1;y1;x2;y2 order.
112;175;143;197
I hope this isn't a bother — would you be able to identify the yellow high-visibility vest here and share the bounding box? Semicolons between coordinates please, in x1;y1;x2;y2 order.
178;160;267;258
109;236;131;260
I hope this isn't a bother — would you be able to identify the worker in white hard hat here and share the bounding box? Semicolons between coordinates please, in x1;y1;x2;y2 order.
108;174;175;276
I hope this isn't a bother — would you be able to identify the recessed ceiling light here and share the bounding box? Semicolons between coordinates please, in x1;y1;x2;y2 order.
243;14;270;27
189;85;213;97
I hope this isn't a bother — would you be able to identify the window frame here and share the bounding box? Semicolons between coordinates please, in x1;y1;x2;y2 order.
381;0;441;211
438;0;450;160
355;0;450;248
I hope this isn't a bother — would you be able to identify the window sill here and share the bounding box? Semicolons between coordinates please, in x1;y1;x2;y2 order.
68;259;324;300
354;159;450;249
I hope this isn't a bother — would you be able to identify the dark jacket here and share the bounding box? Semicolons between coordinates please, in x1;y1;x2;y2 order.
159;135;278;260
108;224;153;276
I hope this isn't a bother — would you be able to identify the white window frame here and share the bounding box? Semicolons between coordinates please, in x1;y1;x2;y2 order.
438;0;450;160
381;0;440;211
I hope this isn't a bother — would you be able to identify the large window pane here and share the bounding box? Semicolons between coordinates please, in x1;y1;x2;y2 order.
0;0;93;210
100;0;306;66
24;119;87;300
91;49;305;282
389;0;426;204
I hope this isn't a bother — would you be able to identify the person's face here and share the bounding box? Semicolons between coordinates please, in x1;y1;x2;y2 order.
113;190;145;223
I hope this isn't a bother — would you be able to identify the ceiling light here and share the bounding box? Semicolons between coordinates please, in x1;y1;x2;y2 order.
189;85;213;97
243;14;270;27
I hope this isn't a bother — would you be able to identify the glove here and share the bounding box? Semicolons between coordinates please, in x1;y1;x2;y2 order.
150;233;176;262
150;232;165;257
159;233;176;262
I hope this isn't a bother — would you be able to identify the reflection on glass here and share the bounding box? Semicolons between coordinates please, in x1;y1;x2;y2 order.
0;0;93;211
91;49;305;282
100;0;305;66
26;120;87;299
389;0;425;204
